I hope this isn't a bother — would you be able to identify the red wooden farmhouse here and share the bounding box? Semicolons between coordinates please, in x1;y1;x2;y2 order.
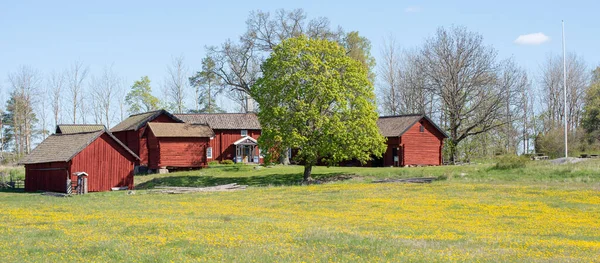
174;113;262;164
21;126;139;192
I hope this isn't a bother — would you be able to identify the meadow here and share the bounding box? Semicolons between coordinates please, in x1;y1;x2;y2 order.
0;159;599;262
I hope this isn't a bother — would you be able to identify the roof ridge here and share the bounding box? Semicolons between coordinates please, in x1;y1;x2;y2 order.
379;114;423;118
127;110;163;117
57;124;105;126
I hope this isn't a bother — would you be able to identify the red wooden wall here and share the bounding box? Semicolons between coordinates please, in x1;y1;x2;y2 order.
147;130;209;169
382;137;400;167
400;119;445;166
24;162;70;192
208;129;261;162
70;133;137;192
25;133;136;193
112;113;179;166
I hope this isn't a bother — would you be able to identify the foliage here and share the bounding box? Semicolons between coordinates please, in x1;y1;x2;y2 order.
342;31;376;83
492;155;529;170
220;159;234;165
582;67;600;143
252;36;386;180
534;128;593;158
207;160;220;166
125;76;160;115
189;57;225;113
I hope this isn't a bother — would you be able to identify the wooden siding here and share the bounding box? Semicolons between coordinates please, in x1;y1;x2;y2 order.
208;129;261;162
70;133;137;192
400;119;444;166
25;133;136;193
382;137;400;167
24;162;70;192
147;132;209;169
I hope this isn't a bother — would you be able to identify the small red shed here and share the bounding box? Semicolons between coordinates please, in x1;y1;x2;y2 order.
20;129;139;193
146;122;215;170
110;110;182;167
376;115;448;167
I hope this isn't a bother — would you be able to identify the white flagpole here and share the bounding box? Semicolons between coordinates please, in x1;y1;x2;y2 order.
562;20;568;158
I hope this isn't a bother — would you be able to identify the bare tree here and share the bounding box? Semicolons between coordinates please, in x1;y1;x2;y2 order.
49;70;65;129
497;59;529;153
165;55;188;114
378;36;402;115
420;26;508;162
206;9;344;103
90;65;121;127
6;66;41;154
539;53;589;132
67;61;89;123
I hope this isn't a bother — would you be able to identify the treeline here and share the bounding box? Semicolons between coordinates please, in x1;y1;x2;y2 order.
1;8;600;161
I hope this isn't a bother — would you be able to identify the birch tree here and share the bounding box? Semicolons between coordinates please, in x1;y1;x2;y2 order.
165;56;188;114
67;61;89;123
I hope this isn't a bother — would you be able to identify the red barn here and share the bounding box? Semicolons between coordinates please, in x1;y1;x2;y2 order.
110;110;182;168
175;113;262;163
20;129;139;193
376;115;448;167
146;123;215;170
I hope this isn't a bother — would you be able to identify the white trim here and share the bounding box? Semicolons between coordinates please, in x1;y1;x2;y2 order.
233;136;258;145
207;147;213;159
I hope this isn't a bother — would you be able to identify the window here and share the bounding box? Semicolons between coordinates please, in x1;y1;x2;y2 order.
207;147;213;159
419;125;424;132
241;129;248;136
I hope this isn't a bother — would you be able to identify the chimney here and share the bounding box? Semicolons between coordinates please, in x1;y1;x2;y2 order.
246;96;255;113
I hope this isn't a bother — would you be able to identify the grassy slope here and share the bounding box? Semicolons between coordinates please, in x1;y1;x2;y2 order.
1;160;600;262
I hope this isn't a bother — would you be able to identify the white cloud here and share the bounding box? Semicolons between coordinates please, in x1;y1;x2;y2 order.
514;32;550;45
404;6;421;13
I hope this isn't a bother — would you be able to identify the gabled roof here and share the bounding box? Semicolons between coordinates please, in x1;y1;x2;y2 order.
20;129;140;164
377;114;449;138
233;136;258;145
55;124;105;134
174;113;261;130
147;123;214;138
110;110;183;132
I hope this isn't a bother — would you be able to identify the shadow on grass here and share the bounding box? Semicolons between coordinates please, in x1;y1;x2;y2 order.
135;172;350;189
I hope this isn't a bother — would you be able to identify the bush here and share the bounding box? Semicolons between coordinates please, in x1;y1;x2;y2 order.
493;155;529;170
208;161;220;166
220;159;234;165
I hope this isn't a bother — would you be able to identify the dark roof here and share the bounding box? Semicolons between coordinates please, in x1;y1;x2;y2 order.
174;113;261;130
55;124;105;134
20;129;140;164
110;110;183;132
148;123;215;138
377;114;449;138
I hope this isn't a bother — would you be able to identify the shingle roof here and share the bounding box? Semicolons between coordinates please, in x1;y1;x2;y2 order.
376;114;448;138
174;113;261;130
20;130;139;164
55;124;105;134
110;110;182;132
147;123;214;138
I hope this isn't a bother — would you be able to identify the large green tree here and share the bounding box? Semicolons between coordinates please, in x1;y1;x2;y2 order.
252;36;386;181
125;76;160;115
582;67;600;142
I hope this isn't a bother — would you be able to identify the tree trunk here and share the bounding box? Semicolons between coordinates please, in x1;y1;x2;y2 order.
279;148;290;165
303;165;312;182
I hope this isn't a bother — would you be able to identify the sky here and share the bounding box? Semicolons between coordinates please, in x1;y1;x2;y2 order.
1;0;599;113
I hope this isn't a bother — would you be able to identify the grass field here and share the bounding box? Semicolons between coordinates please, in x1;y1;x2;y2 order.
1;159;600;262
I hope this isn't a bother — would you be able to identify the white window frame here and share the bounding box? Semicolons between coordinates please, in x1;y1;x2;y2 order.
241;129;248;136
207;147;213;159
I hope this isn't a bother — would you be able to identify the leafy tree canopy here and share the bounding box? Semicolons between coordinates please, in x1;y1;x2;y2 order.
125;76;160;115
582;67;600;141
251;36;386;181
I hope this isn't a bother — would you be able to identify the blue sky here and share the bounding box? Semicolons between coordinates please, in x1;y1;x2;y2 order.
1;0;599;111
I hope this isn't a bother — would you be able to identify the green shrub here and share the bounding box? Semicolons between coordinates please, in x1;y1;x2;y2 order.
220;159;234;165
208;161;220;166
493;155;529;170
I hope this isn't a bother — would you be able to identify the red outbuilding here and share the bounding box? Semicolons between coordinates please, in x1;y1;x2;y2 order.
146;122;215;170
375;115;448;167
110;110;182;168
175;113;263;164
20;129;139;193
